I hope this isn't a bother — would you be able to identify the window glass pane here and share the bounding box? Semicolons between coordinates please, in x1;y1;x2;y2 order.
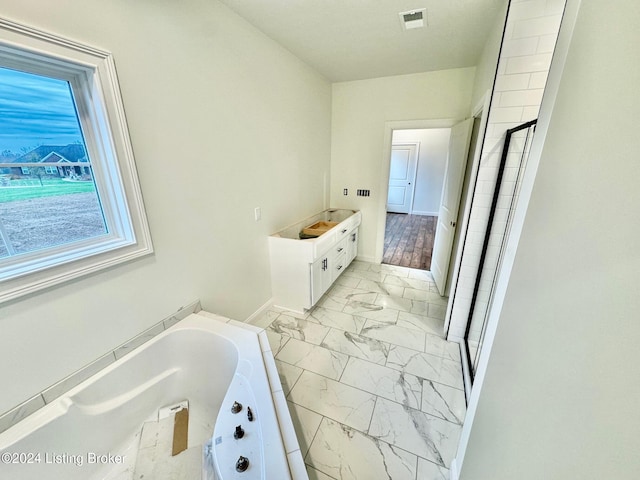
0;67;107;258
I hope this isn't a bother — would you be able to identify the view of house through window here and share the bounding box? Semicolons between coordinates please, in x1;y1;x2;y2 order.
0;67;107;257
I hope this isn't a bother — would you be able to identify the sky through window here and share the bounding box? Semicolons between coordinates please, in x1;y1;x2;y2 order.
0;67;83;153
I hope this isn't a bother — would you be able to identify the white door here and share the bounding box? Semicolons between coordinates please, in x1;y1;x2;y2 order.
431;119;474;295
386;144;418;214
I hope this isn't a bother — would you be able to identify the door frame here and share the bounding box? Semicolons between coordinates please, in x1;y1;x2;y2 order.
444;91;492;334
442;91;491;397
375;118;458;264
386;142;420;214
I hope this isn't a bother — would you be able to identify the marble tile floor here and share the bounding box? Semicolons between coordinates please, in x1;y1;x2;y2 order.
252;260;466;480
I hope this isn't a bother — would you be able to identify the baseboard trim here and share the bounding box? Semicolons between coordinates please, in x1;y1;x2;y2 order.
410;210;438;216
246;297;274;325
355;254;377;263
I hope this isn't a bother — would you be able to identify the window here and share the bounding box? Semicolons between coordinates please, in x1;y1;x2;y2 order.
0;67;108;254
0;18;153;303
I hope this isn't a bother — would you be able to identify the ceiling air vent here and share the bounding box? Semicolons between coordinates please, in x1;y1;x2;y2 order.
399;8;427;30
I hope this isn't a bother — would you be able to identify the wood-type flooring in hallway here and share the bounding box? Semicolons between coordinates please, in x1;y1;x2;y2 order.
383;213;437;271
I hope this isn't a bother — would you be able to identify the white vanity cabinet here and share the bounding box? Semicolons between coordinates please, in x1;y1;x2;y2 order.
269;209;361;313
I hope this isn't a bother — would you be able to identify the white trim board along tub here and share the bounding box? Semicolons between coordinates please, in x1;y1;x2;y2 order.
0;312;306;479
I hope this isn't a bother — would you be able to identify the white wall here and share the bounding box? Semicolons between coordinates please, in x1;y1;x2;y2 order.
459;1;640;478
392;128;451;216
330;68;476;262
447;0;565;340
0;0;331;414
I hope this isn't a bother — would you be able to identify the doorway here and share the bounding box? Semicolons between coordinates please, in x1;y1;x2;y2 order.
382;128;451;271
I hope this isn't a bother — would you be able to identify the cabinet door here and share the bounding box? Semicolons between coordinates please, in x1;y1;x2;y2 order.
347;229;358;265
311;254;331;305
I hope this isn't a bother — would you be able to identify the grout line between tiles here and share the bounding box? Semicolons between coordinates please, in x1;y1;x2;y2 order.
336;353;350;383
302;414;325;463
366;395;379;434
318;326;332;345
316;407;432;469
305;462;339;480
287;378;378;431
388;340;462;362
289;366;461;437
412;455;419;480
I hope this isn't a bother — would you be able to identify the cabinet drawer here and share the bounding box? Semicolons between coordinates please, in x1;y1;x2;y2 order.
336;223;350;241
332;252;347;282
334;238;348;257
313;230;337;259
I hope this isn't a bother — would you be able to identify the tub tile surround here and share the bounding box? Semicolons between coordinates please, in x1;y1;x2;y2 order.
113;321;165;360
252;261;466;480
0;394;46;436
41;352;116;404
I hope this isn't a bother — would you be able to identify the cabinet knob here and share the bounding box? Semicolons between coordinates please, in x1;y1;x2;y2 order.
337;247;343;252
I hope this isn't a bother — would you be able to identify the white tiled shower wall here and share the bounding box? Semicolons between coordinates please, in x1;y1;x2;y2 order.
447;0;566;340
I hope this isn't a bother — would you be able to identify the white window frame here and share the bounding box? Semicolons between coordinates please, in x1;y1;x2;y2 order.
44;166;57;175
20;167;30;175
0;17;153;303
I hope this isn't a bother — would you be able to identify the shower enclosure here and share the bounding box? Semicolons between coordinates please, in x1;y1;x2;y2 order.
464;119;538;381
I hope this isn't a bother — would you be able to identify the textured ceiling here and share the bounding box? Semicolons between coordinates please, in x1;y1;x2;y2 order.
218;0;507;82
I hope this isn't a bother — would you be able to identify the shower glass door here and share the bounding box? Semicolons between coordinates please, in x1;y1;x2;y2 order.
464;120;537;380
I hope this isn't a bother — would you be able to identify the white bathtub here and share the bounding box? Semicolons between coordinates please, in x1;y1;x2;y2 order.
0;312;298;479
